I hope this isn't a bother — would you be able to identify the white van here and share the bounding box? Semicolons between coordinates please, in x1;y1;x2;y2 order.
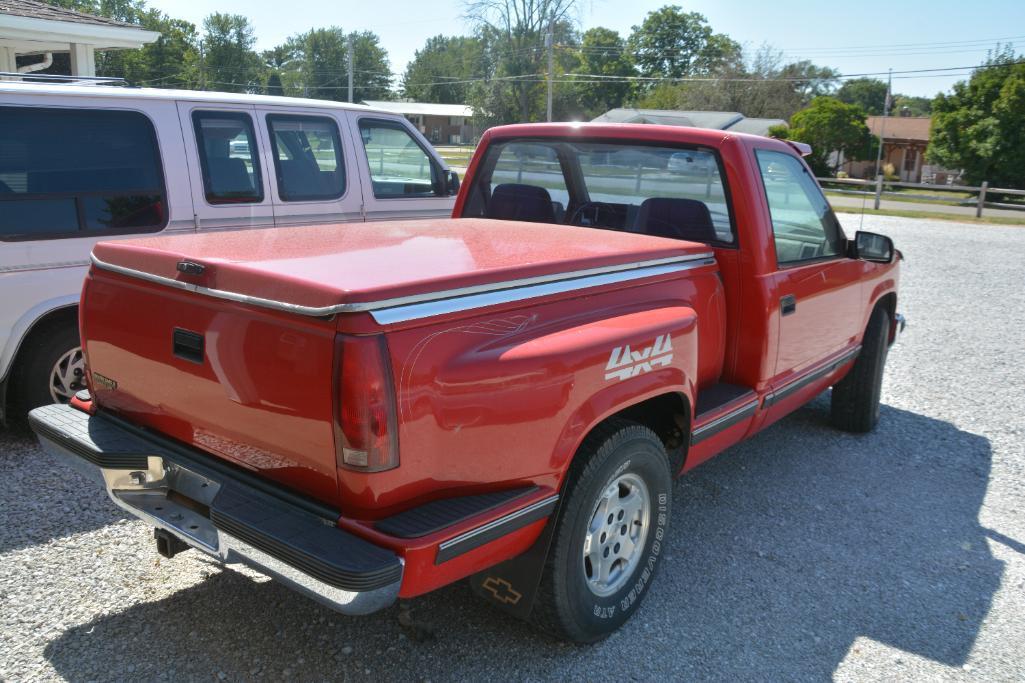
0;78;460;418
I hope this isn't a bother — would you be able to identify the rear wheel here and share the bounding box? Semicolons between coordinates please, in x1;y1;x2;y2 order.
532;421;672;642
831;307;890;432
14;323;83;412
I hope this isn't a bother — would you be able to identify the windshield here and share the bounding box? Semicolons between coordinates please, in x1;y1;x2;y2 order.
462;139;735;245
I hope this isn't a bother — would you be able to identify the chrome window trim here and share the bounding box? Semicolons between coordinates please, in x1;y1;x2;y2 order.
90;252;715;321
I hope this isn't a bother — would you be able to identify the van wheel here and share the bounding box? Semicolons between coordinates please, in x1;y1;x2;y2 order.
532;421;672;643
15;324;83;411
831;307;889;433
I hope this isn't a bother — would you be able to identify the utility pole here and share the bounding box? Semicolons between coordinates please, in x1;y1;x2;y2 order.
545;16;554;122
347;35;354;103
873;67;892;182
199;42;206;90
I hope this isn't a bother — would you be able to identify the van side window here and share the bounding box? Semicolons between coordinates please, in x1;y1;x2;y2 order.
267;115;345;201
193;111;263;204
357;119;440;198
0;106;166;241
755;149;843;264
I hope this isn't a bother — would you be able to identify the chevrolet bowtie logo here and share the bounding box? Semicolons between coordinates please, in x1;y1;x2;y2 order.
604;334;674;381
482;576;523;605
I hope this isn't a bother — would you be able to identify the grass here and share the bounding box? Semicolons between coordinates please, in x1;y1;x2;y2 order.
832;205;1025;226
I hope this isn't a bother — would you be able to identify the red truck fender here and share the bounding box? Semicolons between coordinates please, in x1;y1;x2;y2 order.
546;305;698;480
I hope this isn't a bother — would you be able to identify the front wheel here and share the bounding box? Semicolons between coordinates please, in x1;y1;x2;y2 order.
831;307;890;432
532;421;672;642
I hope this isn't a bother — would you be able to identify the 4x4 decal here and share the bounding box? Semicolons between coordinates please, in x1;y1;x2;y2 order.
604;334;674;381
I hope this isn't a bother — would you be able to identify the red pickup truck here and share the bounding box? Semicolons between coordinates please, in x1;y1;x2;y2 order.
30;123;903;642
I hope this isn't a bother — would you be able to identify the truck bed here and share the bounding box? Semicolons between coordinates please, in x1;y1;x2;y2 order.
83;218;712;508
90;218;709;312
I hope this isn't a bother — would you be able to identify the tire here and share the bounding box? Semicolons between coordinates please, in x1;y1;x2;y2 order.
532;420;672;643
831;306;890;433
13;322;83;413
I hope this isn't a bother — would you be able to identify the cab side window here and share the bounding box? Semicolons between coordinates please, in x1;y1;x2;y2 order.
267;114;345;201
756;150;843;264
0;106;166;240
193;111;263;204
358;119;440;198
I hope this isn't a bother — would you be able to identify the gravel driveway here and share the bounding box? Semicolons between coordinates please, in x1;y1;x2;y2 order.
2;215;1023;681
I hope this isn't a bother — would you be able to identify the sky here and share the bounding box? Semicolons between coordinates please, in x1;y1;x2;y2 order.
148;0;1025;98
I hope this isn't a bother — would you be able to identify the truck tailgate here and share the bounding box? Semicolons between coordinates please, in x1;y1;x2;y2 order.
81;269;341;506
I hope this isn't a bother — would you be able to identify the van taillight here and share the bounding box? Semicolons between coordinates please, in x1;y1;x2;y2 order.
336;335;399;472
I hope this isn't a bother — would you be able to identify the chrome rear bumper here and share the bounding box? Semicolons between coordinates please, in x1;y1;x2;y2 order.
29;404;402;616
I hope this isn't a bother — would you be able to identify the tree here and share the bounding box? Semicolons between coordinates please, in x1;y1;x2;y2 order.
571;27;636;117
628;6;739;80
788;96;876;176
131;13;200;87
269;28;392;102
837;78;889;115
402;35;485;103
928;48;1025;188
640;45;836;121
892;94;932;117
200;13;263;93
262;44;295;95
464;0;580;124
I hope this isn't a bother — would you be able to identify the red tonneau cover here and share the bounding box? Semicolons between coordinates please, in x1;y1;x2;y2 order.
91;218;710;311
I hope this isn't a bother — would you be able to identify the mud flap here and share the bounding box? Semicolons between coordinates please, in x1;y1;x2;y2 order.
468;497;563;620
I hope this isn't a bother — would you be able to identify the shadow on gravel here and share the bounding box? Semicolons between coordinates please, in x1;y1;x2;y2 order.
42;398;1001;680
0;421;127;555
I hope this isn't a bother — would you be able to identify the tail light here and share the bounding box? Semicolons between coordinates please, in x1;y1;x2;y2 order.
336;334;399;472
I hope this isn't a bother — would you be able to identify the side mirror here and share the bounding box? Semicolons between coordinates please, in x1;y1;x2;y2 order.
853;231;894;263
445;170;460;197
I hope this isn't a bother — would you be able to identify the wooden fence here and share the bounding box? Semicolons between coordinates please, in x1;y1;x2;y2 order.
817;176;1025;218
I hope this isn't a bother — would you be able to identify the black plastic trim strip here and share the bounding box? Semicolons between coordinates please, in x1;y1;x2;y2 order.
376;486;540;539
690;399;758;446
435;495;558;564
764;346;861;408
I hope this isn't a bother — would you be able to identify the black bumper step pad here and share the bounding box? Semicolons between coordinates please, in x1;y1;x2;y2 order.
375;486;539;539
29;404;152;469
211;484;402;591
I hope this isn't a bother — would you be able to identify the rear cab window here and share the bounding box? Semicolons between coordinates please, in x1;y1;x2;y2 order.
461;138;736;246
267;114;345;201
0;106;166;241
755;149;844;265
192;111;263;204
358;119;442;198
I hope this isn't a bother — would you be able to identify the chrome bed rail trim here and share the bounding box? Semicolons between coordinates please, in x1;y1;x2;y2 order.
90;252;715;321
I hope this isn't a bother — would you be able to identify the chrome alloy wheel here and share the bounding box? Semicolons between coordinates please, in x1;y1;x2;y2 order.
49;346;85;403
582;472;651;597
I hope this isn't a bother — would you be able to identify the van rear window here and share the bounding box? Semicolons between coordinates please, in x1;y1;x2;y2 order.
0;106;166;241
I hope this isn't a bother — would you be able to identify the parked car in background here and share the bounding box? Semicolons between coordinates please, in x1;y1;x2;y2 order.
0;78;459;419
666;151;714;176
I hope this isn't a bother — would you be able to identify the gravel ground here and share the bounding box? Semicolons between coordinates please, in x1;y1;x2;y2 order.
1;214;1024;681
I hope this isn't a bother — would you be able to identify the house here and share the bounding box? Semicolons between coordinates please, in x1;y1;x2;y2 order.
592;108;787;137
361;100;477;145
846;115;932;183
0;0;158;78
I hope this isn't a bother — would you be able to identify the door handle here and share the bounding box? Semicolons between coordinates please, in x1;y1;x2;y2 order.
780;294;797;316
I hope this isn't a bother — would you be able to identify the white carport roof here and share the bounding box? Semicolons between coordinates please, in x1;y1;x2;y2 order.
0;0;159;55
